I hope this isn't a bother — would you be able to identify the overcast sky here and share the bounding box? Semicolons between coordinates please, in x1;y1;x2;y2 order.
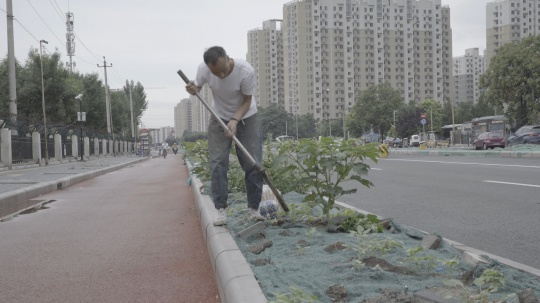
1;0;491;129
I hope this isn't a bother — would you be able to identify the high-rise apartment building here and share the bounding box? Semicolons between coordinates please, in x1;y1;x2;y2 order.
247;20;285;108
453;48;485;104
174;85;212;138
174;99;191;137
486;0;540;65
276;0;453;122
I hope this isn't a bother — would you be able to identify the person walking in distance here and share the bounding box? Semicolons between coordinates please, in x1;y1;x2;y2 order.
161;141;169;159
185;46;264;226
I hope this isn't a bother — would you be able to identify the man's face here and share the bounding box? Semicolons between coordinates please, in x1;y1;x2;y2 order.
208;56;230;79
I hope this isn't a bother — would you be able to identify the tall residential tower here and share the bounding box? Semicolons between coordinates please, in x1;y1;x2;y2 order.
273;0;453;122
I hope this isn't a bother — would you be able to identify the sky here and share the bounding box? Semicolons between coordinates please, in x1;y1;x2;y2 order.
1;0;492;129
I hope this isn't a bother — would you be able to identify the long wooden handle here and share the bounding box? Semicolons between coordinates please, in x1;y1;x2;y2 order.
177;69;289;212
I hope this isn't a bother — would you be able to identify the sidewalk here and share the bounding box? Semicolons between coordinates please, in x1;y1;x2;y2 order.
0;155;148;221
0;154;220;302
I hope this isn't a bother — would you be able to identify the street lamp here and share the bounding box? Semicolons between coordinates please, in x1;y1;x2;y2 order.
40;39;49;165
75;94;84;161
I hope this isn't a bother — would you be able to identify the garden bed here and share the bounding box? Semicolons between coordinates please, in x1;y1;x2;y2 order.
221;191;540;303
183;138;540;302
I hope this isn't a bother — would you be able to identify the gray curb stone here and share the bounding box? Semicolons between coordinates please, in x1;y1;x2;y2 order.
190;175;268;303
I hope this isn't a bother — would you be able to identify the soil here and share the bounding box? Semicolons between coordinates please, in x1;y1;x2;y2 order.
223;191;540;303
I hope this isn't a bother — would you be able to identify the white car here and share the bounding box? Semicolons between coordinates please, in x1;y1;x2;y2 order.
275;135;294;142
410;135;420;147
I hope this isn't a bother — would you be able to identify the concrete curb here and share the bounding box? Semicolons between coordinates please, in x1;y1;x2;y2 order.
0;157;149;221
190;175;267;303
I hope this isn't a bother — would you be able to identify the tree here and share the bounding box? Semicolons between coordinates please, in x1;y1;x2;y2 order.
259;103;290;139
481;35;540;128
347;83;403;138
419;99;444;134
395;102;423;139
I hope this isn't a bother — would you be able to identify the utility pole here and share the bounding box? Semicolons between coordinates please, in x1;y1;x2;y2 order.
97;57;114;155
129;85;137;155
40;40;49;165
7;0;17;124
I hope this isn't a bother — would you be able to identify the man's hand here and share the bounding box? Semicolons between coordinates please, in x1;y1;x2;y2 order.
225;120;238;139
185;81;199;95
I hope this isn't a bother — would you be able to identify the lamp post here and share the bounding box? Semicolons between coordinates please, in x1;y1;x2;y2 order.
40;39;49;165
75;94;84;161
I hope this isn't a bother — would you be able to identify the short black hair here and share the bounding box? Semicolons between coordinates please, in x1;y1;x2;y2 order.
203;46;227;65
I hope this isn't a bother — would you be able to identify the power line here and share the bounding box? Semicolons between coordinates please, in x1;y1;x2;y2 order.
25;0;65;48
46;0;65;23
14;18;39;43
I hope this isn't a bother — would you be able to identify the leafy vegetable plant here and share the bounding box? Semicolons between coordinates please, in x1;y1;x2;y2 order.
276;137;379;222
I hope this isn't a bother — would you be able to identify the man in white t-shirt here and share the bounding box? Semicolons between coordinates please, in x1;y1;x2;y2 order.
185;46;264;226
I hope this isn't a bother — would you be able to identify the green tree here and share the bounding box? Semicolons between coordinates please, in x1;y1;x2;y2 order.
296;112;317;139
419;99;444;133
347;83;403;138
395;102;422;139
455;101;475;124
481;35;540;127
259;103;290;139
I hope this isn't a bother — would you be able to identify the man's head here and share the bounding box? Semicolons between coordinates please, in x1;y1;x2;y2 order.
204;46;231;79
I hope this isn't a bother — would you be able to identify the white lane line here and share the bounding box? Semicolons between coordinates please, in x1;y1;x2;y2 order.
371;168;383;171
483;180;540;188
385;158;540;169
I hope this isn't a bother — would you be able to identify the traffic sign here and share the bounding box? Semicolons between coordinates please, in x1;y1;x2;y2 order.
421;113;426;119
420;118;427;125
77;112;86;122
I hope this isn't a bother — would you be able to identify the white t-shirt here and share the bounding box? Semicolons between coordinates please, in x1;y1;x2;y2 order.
195;58;258;120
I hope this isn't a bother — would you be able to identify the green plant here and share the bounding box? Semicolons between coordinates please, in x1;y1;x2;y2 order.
350;233;403;259
182;140;211;182
402;246;438;273
263;140;311;195
276;137;379;223
474;268;506;293
442;258;460;277
337;209;382;234
443;269;514;303
306;227;318;238
270;286;320;303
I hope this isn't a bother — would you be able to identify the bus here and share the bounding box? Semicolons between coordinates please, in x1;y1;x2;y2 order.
470;115;510;142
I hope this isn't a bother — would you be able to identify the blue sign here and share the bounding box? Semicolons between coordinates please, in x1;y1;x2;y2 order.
420;118;427;125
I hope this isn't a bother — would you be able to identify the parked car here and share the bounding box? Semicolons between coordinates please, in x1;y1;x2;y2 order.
275;135;294;142
473;132;505;150
384;137;402;148
410;135;420;147
507;125;540;146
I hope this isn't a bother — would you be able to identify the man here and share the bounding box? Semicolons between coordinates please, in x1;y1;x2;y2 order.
185;46;264;226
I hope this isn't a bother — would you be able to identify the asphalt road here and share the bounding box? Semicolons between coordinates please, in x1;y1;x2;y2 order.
340;155;540;270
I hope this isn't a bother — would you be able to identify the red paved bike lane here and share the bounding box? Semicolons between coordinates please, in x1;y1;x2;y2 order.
0;154;219;303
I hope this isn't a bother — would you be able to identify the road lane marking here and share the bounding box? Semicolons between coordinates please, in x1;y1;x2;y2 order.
483;180;540;188
384;158;540;169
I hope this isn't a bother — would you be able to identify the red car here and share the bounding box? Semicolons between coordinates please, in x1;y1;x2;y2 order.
473;132;505;150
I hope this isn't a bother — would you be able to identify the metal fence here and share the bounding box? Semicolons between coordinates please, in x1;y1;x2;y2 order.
11;136;33;164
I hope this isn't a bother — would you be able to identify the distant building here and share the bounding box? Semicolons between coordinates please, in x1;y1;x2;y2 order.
453;48;485;104
247;19;285;109
247;0;453;124
486;0;540;66
174;85;212;138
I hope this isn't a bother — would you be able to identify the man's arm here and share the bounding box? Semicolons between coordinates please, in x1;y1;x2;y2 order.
226;94;252;139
